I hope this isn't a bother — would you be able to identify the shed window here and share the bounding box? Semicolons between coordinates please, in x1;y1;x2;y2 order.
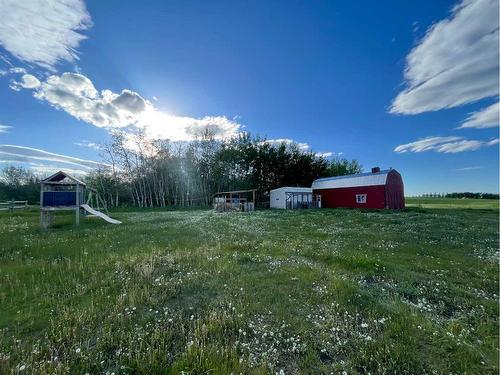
356;194;367;204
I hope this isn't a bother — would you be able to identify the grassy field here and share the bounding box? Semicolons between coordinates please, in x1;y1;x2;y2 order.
0;203;498;374
406;197;499;210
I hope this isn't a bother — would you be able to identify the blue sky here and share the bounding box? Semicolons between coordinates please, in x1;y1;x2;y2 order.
0;0;498;195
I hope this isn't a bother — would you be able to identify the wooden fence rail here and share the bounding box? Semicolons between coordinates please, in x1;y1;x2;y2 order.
0;200;28;211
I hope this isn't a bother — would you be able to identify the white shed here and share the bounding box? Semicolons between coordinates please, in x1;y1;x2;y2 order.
270;187;320;209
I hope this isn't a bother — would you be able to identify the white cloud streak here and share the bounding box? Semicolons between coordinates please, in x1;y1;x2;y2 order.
394;136;499;153
9;67;26;74
453;165;484;171
0;125;12;133
390;0;499;115
0;0;92;70
0;162;91;177
459;100;499;128
29;164;91;177
0;144;107;172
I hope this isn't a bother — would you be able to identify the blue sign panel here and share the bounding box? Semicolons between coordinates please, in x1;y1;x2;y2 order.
43;192;77;207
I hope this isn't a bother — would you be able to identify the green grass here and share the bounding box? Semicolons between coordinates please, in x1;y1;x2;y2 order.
0;205;498;374
406;197;499;210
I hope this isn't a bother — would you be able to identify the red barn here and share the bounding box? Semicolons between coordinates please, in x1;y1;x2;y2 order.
312;168;405;209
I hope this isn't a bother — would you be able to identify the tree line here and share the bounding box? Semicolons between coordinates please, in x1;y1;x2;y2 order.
0;166;40;203
419;192;499;199
0;132;363;207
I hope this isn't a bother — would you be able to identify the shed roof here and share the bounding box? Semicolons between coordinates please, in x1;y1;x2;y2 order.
312;169;392;189
213;189;257;196
270;186;313;193
41;171;86;186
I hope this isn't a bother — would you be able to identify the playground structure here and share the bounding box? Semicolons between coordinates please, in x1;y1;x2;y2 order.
40;171;121;228
213;189;257;212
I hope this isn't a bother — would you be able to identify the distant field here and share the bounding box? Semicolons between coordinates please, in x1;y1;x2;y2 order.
406;197;499;210
0;206;498;374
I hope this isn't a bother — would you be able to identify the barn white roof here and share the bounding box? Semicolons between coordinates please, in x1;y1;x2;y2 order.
312;170;391;189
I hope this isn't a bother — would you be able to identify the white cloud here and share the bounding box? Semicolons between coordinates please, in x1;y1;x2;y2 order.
10;74;41;90
0;125;11;133
459;101;499;128
0;144;108;172
9;67;26;74
20;74;41;88
74;140;101;150
0;0;92;70
315;152;333;158
390;0;499;115
394;136;499;153
262;138;310;151
19;72;242;141
139;113;242;141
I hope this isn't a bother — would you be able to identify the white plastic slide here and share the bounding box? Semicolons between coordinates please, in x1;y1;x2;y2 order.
80;204;122;224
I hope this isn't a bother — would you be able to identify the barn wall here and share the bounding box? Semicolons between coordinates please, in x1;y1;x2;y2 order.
385;170;405;209
313;185;386;209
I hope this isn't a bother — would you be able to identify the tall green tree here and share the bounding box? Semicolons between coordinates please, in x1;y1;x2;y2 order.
323;157;363;177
